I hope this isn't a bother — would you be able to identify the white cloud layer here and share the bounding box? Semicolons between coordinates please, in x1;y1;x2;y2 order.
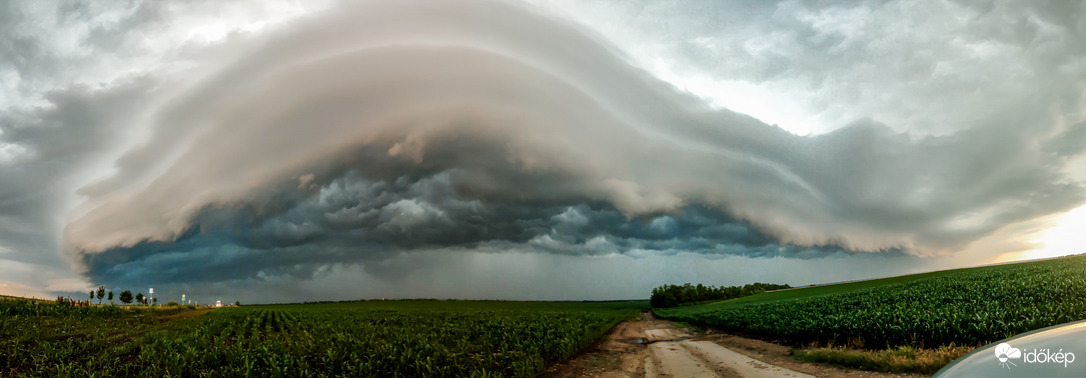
534;0;1086;136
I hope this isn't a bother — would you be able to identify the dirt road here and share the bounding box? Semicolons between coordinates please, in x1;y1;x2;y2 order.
546;312;925;378
642;324;813;377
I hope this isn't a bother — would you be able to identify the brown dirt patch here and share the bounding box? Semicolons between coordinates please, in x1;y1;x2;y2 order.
696;332;928;378
547;311;930;378
544;312;651;377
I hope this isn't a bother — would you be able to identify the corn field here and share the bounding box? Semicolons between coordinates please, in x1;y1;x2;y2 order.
657;255;1086;349
0;299;642;377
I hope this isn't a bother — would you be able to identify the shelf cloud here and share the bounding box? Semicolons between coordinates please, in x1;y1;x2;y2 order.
1;0;1084;297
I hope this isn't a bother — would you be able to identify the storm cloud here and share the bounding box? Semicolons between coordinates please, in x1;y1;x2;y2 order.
84;170;866;286
2;0;1085;298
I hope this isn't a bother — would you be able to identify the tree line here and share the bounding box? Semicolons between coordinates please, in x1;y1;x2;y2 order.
71;286;237;308
650;282;792;308
83;286;157;306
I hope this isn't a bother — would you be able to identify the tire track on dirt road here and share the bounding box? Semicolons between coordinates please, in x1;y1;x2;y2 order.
548;311;813;377
641;313;814;378
547;311;924;378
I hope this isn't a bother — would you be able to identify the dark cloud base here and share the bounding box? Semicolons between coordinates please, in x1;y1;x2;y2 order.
81;169;882;288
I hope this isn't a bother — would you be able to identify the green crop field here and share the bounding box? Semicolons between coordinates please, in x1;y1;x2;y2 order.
0;298;645;377
655;254;1086;350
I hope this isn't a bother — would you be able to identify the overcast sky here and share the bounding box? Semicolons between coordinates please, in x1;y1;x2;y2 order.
1;0;1085;304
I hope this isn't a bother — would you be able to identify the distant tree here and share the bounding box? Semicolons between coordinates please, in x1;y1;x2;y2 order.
136;293;145;305
90;291;94;301
152;297;158;306
108;291;114;304
651;282;792;308
96;286;105;304
120;290;133;305
235;301;241;307
166;301;179;307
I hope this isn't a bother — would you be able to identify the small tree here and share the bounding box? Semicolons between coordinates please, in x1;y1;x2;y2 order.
152;297;158;306
136;293;145;306
96;286;105;304
89;291;94;301
235;301;240;307
108;291;114;304
119;290;133;305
